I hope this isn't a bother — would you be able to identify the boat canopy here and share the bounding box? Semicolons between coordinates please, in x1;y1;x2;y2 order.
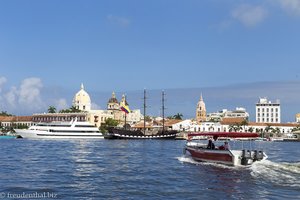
188;132;259;139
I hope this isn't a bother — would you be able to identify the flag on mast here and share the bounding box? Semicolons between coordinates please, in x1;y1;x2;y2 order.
121;103;131;114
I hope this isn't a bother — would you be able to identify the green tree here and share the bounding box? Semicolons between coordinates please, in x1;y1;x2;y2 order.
100;118;119;133
0;111;13;116
48;106;57;113
292;125;300;132
229;123;242;132
59;106;82;113
173;113;183;120
248;127;254;133
240;119;248;131
144;115;152;122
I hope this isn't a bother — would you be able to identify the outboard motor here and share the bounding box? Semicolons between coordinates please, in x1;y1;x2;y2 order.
241;150;252;165
253;150;264;161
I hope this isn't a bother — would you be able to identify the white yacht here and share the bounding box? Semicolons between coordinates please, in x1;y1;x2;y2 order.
15;118;104;139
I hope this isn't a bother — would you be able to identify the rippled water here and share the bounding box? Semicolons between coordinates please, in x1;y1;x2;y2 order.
0;139;299;199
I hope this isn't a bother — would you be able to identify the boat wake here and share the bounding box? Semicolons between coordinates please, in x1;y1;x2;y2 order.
250;160;300;188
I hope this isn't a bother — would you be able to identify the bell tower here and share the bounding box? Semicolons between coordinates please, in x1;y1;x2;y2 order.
196;94;206;123
107;92;119;110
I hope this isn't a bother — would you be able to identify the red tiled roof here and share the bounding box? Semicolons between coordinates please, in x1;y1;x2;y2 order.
220;118;245;125
0;116;33;122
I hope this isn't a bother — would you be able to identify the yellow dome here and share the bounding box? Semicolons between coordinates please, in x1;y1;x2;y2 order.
72;83;91;111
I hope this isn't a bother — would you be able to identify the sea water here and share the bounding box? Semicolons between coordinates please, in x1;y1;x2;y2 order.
0;139;299;199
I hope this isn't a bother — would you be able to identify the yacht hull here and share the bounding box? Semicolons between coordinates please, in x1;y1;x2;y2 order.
15;129;104;139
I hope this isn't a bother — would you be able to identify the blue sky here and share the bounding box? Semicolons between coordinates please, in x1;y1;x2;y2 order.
1;0;300;121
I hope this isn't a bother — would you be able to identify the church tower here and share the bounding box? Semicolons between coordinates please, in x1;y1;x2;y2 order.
196;94;206;123
107;92;119;110
72;83;91;111
120;94;129;107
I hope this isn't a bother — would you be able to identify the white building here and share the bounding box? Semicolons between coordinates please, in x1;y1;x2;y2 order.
207;108;249;122
256;97;280;123
33;84;142;128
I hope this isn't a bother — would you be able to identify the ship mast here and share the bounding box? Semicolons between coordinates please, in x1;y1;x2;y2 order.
124;94;127;130
162;90;165;134
143;89;147;135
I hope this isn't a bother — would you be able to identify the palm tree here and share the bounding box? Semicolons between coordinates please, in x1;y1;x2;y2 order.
240;119;248;132
228;123;242;132
292;125;300;132
173;113;183;120
248;127;254;133
48;106;56;113
59;106;82;113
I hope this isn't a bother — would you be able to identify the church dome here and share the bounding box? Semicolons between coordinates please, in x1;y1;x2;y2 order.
72;83;91;111
108;92;119;104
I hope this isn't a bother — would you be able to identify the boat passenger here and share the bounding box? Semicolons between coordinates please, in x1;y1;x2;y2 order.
218;141;230;150
207;139;215;149
224;141;230;150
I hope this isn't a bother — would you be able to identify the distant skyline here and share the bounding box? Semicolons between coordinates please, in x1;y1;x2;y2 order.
1;1;300;121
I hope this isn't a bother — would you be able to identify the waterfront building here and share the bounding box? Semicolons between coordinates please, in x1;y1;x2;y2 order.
32;113;87;122
256;97;281;123
207;108;249;122
296;113;300;123
107;92;142;126
196;94;206;123
0;116;33;128
32;85;142;128
188;119;297;137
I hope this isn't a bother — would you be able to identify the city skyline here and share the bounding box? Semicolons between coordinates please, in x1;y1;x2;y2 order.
1;1;300;121
1;78;300;123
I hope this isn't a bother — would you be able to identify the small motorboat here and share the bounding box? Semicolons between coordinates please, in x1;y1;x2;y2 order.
184;132;268;166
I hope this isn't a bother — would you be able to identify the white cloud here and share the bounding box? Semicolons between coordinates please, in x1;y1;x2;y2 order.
277;0;300;15
4;86;18;107
18;78;44;108
0;77;73;115
107;14;131;27
232;4;268;27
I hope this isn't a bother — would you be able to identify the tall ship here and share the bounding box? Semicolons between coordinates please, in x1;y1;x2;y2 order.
15;118;104;139
106;90;178;139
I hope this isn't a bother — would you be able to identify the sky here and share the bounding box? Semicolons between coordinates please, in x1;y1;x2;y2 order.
0;0;300;122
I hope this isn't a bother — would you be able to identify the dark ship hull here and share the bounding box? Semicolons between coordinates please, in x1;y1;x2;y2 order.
105;128;177;139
